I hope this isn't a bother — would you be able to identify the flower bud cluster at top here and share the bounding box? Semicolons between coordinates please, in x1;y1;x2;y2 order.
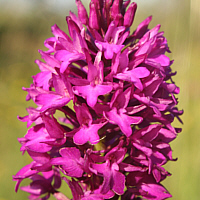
13;0;183;199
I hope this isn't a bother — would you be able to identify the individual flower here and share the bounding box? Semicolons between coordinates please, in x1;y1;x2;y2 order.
72;103;107;145
50;147;85;177
13;0;183;199
103;87;143;137
90;141;126;195
123;171;172;200
20;169;61;200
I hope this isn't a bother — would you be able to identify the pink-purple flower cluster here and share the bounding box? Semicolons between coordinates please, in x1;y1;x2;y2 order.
13;0;183;199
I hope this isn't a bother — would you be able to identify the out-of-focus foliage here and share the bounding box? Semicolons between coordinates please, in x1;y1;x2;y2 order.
0;0;199;199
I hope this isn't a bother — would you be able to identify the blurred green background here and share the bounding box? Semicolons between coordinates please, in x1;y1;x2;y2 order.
0;0;199;199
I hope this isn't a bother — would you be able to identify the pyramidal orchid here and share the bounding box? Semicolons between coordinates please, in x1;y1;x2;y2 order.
13;0;183;199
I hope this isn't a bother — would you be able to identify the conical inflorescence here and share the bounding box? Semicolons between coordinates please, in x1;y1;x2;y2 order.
13;1;183;199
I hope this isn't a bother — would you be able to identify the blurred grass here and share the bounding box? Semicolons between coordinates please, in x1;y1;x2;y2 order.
0;0;200;199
